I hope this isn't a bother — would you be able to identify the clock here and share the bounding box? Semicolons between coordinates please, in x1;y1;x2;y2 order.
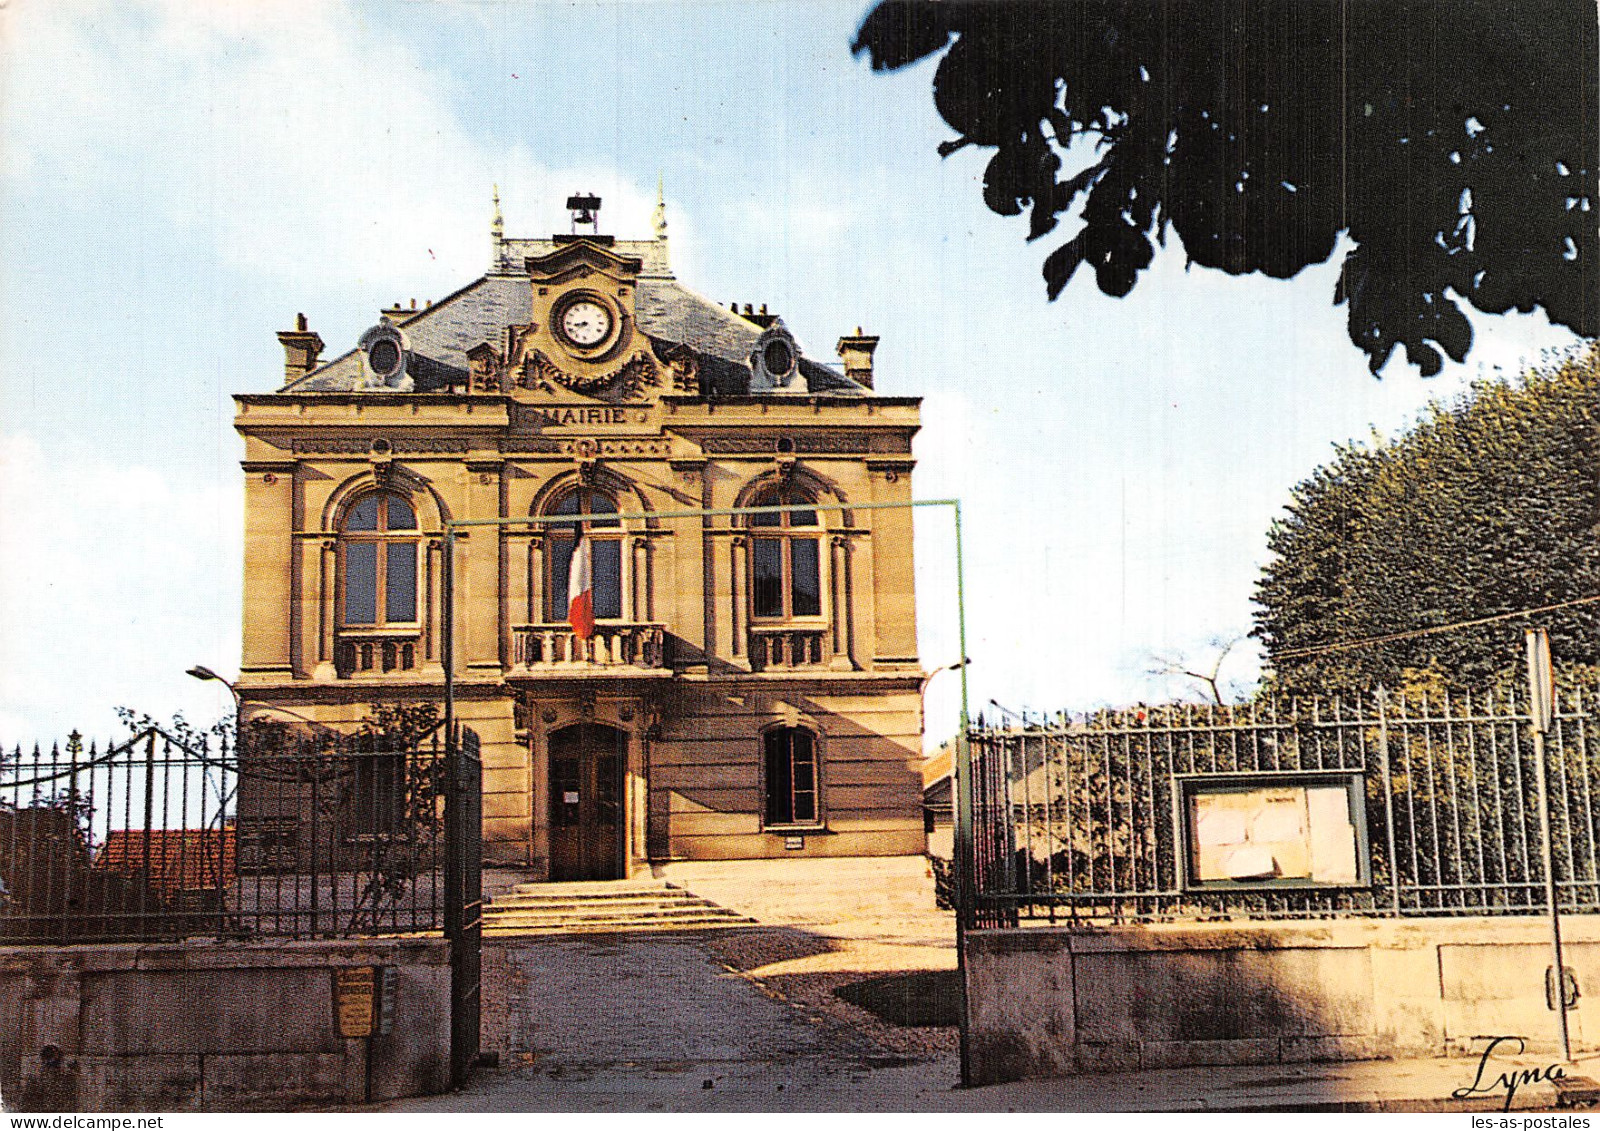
557;298;614;348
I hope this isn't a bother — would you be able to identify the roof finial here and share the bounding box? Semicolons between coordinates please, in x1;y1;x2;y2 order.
653;174;668;241
490;184;505;270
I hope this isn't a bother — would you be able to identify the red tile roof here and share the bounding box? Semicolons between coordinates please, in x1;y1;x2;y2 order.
97;829;236;895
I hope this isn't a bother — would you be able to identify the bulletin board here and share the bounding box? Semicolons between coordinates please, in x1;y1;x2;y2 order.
1174;772;1370;891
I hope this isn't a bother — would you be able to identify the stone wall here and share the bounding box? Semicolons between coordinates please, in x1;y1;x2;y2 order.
2;936;451;1111
964;915;1600;1086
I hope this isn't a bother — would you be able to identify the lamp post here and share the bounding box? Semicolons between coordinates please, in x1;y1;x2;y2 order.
920;657;971;703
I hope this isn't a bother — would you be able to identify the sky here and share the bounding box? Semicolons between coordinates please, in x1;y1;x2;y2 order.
0;0;1585;750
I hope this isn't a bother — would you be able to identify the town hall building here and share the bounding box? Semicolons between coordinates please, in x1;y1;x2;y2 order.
233;192;926;879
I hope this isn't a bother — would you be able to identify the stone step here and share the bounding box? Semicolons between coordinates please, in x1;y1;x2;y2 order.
483;900;747;919
509;879;675;897
484;905;748;924
487;892;714;909
478;877;756;936
481;916;754;936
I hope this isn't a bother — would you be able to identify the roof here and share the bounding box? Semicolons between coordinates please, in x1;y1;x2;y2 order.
97;828;237;896
282;232;866;397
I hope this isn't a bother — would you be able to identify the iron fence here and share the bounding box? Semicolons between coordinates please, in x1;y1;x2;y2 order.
0;724;452;942
966;685;1600;927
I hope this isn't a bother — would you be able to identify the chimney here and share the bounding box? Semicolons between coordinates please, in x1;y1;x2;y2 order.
277;313;324;383
835;327;880;389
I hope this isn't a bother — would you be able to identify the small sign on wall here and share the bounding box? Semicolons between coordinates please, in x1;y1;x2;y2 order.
334;966;397;1038
334;966;378;1037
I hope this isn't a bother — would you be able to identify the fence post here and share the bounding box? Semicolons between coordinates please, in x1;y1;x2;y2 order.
1376;687;1400;917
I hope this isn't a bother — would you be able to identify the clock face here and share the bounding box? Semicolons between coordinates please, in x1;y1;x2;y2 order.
558;299;613;348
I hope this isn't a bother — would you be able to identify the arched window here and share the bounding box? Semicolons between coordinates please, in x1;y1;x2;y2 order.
749;483;822;619
764;726;820;826
546;487;623;622
340;492;419;626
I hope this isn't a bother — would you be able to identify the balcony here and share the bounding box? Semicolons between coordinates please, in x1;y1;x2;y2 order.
511;623;668;672
335;629;421;677
748;626;829;670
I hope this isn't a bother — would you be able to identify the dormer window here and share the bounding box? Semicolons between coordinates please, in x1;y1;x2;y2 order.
751;325;804;392
358;324;409;386
762;339;795;380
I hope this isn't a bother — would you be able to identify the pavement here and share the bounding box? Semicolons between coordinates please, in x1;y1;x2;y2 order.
367;862;1600;1112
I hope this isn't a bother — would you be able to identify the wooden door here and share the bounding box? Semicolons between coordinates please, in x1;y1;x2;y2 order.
547;724;624;881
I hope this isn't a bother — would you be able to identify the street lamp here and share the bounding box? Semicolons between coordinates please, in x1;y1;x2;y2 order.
920;656;971;703
186;665;240;707
919;657;971;747
986;698;1029;727
186;665;326;730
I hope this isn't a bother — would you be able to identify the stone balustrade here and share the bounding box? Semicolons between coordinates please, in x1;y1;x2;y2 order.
748;626;828;670
512;623;667;670
335;629;421;677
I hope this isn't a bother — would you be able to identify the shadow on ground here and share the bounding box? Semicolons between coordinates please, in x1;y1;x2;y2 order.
834;970;961;1028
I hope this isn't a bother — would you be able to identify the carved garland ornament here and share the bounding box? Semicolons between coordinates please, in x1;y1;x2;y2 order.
517;349;659;397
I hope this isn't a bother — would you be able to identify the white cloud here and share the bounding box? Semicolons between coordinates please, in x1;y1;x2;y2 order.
0;0;657;298
0;433;243;744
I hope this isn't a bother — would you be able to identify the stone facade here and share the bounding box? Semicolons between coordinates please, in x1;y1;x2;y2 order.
234;197;926;877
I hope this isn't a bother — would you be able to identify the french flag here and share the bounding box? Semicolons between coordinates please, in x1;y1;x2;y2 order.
567;536;595;640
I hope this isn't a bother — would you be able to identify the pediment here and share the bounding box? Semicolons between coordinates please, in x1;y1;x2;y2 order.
525;239;643;286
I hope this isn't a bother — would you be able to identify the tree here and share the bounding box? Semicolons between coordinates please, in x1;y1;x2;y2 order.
852;1;1597;376
1147;636;1244;705
1253;344;1600;692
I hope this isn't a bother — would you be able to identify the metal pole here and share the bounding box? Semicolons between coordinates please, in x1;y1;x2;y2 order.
951;501;975;1088
1528;628;1571;1060
443;529;456;753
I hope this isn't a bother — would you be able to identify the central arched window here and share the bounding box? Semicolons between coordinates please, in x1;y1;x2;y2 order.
749;483;821;619
546;487;623;622
340;492;418;626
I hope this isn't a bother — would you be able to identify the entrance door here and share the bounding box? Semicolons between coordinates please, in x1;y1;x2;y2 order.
547;724;625;881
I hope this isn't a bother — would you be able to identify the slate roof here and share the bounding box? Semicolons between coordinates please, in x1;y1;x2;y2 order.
282;235;865;397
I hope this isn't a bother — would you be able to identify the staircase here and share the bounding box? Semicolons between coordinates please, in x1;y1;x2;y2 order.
481;878;757;936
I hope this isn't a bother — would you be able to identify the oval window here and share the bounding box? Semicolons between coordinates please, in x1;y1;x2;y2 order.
368;339;401;377
762;339;794;377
